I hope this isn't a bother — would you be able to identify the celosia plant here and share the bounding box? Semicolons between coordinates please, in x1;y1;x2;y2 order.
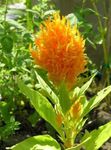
11;12;111;150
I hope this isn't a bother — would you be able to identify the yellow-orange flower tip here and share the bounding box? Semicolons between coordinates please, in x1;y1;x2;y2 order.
31;12;87;89
70;99;82;119
56;112;63;127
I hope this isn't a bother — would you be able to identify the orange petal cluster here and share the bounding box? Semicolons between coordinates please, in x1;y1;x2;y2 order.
31;12;87;88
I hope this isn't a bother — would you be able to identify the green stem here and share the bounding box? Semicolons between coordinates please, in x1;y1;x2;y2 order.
82;0;86;9
63;121;77;148
103;0;107;27
64;131;75;148
107;0;111;54
92;1;110;108
26;0;33;31
92;2;108;65
4;0;8;32
4;0;8;20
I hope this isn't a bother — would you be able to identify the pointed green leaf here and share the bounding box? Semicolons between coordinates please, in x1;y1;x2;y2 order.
7;19;25;30
0;101;10;123
78;74;96;96
0;117;20;139
18;79;61;135
83;86;111;116
35;71;59;104
80;95;88;110
11;135;61;150
81;121;111;150
28;111;40;127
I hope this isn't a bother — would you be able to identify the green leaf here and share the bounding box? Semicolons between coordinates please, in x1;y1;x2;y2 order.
0;117;20;140
58;82;71;114
81;121;111;150
18;79;61;135
86;38;96;49
28;111;40;127
6;19;25;30
79;74;96;96
94;34;103;45
83;85;111;116
44;10;56;16
1;35;13;53
0;101;10;123
35;71;59;104
80;96;88;110
11;135;61;150
0;24;4;37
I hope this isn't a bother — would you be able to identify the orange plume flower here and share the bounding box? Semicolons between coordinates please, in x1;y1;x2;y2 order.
31;12;87;88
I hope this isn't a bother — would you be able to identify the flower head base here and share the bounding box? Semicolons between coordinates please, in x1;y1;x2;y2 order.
31;12;87;88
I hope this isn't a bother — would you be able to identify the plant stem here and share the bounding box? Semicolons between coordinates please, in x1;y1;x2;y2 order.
64;125;77;148
106;0;111;107
4;0;8;23
92;2;108;66
92;1;111;108
64;134;75;148
107;0;111;54
26;0;33;31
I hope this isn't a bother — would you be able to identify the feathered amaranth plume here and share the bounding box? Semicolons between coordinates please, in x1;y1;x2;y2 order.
31;12;87;89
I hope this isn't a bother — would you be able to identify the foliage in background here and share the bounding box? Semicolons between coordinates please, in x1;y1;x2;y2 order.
0;0;55;141
74;0;111;85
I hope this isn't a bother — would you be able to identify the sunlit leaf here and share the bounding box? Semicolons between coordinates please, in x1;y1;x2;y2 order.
81;121;111;150
11;135;61;150
83;85;111;116
35;71;59;104
18;79;62;135
78;74;96;96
